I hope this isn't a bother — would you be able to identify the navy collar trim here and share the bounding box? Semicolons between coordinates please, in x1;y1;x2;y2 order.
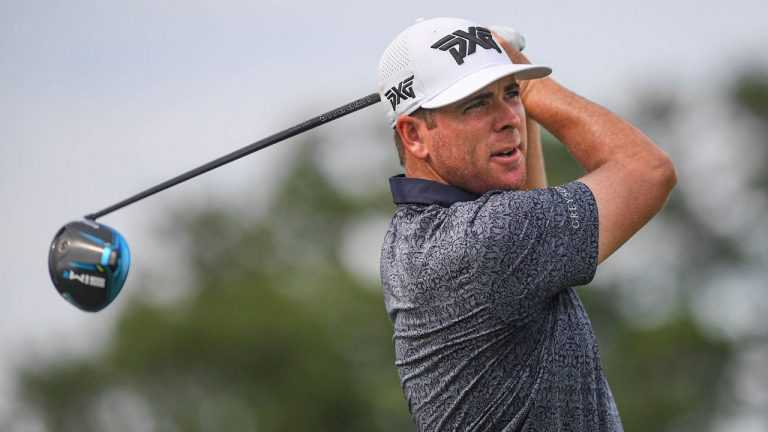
389;175;480;207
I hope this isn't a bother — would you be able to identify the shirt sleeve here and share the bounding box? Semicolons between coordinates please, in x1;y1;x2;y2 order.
463;181;599;323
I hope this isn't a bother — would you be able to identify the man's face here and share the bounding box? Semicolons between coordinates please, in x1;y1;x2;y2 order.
421;76;528;195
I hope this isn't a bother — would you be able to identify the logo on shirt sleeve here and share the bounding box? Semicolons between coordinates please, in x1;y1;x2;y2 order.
555;186;581;229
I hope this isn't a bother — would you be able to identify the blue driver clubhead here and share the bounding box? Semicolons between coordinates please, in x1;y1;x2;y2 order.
48;220;130;312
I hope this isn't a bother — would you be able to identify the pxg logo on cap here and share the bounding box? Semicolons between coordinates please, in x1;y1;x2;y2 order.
385;75;415;111
430;26;501;65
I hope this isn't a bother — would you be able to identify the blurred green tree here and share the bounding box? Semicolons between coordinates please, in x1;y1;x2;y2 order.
733;69;768;191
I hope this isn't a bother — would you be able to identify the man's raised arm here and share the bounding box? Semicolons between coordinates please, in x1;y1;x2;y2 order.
510;50;677;264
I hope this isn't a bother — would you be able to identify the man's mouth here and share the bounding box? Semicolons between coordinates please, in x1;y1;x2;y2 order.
492;147;520;159
494;149;518;158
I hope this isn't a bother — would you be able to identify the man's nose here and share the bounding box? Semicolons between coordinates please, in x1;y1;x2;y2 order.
493;100;522;131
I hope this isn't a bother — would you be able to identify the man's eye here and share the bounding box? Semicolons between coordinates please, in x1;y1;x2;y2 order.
505;89;520;99
464;101;486;112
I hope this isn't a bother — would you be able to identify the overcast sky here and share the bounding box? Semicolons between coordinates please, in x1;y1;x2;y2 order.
2;0;768;419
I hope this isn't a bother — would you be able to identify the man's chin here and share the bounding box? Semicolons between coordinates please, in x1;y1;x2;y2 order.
450;171;526;195
495;174;527;192
473;179;526;194
498;182;524;192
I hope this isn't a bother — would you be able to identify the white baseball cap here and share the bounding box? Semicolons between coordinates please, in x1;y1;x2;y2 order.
378;17;552;128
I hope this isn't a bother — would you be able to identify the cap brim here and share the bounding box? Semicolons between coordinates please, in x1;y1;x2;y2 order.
421;63;551;110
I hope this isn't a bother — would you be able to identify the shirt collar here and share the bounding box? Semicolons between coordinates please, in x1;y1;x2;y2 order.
389;175;480;207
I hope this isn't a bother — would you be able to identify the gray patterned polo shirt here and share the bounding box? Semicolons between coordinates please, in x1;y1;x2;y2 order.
380;176;622;431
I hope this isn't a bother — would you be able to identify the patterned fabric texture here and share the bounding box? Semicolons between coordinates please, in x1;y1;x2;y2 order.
380;180;622;431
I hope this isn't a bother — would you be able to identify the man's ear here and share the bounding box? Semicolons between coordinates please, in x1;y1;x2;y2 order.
396;115;430;160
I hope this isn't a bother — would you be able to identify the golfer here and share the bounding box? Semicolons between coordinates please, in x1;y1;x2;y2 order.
378;17;677;431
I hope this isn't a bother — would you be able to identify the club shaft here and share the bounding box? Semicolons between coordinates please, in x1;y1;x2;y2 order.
85;93;382;221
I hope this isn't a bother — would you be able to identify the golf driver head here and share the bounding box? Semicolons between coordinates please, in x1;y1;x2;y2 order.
48;220;130;312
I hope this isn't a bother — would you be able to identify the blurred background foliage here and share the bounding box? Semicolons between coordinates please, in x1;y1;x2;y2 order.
16;68;768;431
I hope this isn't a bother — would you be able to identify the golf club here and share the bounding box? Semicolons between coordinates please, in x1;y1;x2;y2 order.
49;92;380;312
48;27;527;312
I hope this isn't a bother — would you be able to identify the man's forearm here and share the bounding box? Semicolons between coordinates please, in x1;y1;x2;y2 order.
523;118;547;190
522;77;666;173
507;49;667;173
